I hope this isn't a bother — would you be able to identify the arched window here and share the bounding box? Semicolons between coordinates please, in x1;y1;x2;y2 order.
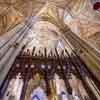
25;73;47;100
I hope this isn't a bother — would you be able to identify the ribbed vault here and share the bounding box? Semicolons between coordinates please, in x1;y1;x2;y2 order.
0;0;100;49
0;0;87;35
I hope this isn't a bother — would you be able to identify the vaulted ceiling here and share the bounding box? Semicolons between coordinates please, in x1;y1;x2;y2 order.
0;0;88;35
0;0;100;49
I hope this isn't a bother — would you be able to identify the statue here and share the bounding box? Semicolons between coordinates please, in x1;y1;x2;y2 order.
3;73;23;100
54;73;70;100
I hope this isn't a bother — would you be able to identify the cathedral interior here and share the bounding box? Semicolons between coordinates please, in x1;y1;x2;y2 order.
0;0;100;100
